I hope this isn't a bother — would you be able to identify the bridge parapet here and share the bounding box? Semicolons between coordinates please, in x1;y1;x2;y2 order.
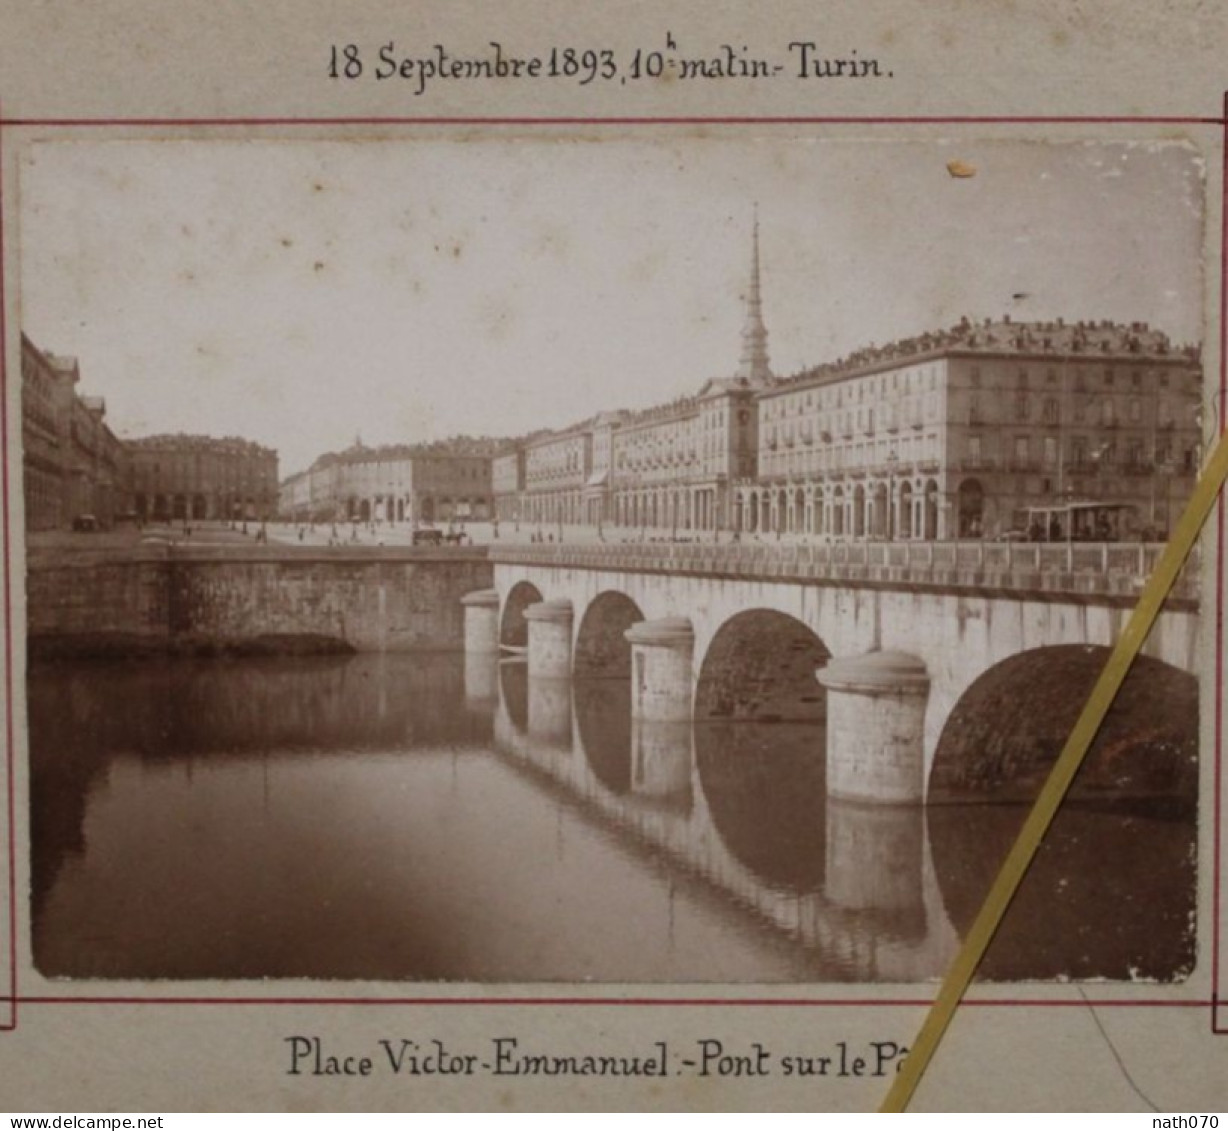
491;539;1199;605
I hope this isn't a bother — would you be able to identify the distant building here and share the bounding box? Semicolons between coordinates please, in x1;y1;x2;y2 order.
491;446;526;523
129;434;278;522
521;422;594;526
279;468;312;520
21;333;130;530
284;438;496;524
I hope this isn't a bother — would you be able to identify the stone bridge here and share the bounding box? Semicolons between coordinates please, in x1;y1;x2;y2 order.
463;541;1200;805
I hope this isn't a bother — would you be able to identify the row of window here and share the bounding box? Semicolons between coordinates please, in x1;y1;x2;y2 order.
763;366;941;422
970;394;1186;426
969;365;1190;390
966;434;1197;469
761;433;940;476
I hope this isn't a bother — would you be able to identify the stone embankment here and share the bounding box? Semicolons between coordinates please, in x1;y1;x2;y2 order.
26;542;493;658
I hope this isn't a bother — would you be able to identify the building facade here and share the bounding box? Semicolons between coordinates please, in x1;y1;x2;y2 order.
282;440;495;524
492;447;526;523
21;334;130;530
130;434;279;522
608;381;761;533
737;316;1201;541
521;424;593;526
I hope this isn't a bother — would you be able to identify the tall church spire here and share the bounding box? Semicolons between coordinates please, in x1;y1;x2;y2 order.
736;205;773;385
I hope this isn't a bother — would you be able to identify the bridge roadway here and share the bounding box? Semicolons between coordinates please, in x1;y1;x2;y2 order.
466;539;1201;806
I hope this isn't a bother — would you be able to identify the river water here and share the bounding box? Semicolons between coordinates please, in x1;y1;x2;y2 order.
29;653;1195;983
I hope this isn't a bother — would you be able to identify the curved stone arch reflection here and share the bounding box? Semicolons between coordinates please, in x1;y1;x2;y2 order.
928;644;1197;980
695;720;827;894
573;679;632;794
499;581;543;649
498;658;529;735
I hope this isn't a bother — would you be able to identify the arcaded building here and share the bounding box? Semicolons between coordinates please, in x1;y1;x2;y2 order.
129;434;279;522
740;316;1202;541
521;423;594;526
21;333;130;530
609;378;760;532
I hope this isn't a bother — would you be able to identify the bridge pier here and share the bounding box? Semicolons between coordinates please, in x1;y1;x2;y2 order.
463;651;499;715
524;599;575;679
631;718;693;805
818;650;930;804
625;617;695;722
461;588;501;654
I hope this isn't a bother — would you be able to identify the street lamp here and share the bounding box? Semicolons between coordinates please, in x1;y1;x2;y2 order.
1150;453;1174;538
885;450;899;541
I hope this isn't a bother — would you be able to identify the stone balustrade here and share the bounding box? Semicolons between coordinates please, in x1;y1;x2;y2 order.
491;539;1199;605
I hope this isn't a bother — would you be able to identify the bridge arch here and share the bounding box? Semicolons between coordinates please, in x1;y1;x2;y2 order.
500;580;544;649
695;609;832;722
927;645;1197;980
929;644;1198;805
573;591;645;678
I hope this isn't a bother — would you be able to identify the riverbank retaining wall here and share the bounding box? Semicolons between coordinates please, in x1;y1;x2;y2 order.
26;545;493;653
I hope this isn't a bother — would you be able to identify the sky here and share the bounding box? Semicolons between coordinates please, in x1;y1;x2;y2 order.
17;137;1205;476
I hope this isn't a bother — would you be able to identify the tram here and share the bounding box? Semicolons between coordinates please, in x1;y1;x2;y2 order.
1020;501;1140;543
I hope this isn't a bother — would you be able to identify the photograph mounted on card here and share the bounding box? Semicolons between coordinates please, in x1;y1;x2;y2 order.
17;134;1205;988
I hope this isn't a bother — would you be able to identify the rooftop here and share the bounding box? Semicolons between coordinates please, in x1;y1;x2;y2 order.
768;316;1200;396
310;434;505;470
127;433;277;456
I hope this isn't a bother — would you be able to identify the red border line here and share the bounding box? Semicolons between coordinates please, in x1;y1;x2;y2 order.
0;104;1224;1030
1213;89;1228;1035
0;99;15;1034
0;115;1225;129
7;995;1219;1009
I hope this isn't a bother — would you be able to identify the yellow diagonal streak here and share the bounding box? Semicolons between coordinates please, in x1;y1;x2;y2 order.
880;429;1228;1113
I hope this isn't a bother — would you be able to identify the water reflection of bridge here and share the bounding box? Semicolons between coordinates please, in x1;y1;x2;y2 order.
476;651;959;983
472;651;1196;981
27;651;1195;982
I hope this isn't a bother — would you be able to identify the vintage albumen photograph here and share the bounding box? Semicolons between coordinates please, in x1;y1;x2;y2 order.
18;137;1204;983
